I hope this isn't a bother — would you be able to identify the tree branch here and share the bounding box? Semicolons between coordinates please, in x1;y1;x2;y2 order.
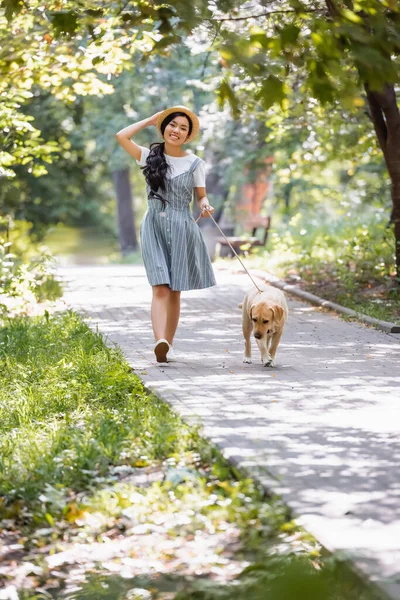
201;22;222;78
325;0;341;18
212;9;323;22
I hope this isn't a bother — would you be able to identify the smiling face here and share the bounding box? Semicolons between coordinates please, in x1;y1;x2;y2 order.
162;113;192;146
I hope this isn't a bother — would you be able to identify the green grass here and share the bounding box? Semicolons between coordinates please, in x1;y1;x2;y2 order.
44;225;120;264
0;311;189;506
0;312;380;599
43;224;143;265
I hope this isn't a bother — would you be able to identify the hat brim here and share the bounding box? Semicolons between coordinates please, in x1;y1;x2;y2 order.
157;106;200;143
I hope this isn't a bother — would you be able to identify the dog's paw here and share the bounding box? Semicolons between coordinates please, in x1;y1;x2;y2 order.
243;357;252;364
263;359;275;368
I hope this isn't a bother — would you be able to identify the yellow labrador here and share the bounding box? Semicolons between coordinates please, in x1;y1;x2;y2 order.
242;285;288;367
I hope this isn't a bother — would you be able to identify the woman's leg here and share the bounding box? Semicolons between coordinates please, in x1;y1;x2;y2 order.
151;285;170;341
165;290;181;346
151;286;181;346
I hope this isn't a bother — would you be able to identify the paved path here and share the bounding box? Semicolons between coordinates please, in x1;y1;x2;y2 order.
59;264;400;599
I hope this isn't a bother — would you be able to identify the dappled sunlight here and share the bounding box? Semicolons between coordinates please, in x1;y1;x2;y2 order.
60;264;400;594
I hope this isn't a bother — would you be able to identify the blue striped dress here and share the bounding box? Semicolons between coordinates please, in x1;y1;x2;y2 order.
139;157;217;291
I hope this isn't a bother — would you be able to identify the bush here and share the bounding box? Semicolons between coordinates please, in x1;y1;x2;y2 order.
0;217;62;314
266;208;396;286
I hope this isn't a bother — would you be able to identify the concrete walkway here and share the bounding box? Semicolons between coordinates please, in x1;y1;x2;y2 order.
59;264;400;599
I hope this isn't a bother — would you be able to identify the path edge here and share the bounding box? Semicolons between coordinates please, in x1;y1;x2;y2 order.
141;379;391;600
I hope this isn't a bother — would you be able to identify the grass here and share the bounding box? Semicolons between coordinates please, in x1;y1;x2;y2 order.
44;224;120;264
0;311;186;504
0;311;380;599
44;224;143;265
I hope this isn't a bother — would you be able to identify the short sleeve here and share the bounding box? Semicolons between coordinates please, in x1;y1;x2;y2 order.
136;146;150;166
193;159;206;187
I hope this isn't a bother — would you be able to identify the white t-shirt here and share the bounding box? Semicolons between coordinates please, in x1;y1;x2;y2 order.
136;146;206;187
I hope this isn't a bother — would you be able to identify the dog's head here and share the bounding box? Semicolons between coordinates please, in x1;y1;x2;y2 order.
250;303;285;339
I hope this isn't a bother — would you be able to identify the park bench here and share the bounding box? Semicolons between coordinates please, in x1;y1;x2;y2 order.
215;214;271;258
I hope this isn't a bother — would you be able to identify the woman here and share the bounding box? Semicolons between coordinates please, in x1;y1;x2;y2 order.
116;105;216;363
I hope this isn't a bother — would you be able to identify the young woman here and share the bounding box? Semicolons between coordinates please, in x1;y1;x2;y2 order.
116;105;216;363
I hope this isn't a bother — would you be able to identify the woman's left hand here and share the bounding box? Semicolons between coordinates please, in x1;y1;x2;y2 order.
200;204;215;218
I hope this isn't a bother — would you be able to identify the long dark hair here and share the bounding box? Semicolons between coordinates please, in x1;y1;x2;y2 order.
141;112;193;209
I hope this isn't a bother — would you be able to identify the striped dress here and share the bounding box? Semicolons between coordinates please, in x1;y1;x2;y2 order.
140;157;217;291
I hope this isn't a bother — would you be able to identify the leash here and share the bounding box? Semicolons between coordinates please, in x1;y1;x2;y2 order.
196;210;263;293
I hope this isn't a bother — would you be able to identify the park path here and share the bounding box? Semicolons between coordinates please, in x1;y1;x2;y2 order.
59;263;400;599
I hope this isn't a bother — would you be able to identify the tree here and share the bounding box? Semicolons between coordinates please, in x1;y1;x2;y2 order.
210;0;400;277
2;0;400;276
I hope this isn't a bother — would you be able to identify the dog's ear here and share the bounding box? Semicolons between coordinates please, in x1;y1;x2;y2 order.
249;305;254;319
271;305;284;323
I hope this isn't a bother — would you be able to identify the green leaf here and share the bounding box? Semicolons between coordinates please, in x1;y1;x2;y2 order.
257;75;285;110
306;61;336;104
341;8;363;24
1;0;23;21
217;79;241;119
45;512;54;526
279;24;301;47
48;11;79;37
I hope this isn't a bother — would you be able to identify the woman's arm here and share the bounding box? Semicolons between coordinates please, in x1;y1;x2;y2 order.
115;112;161;160
195;187;214;218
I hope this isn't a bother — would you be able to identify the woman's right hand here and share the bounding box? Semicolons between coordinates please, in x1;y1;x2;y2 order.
148;112;162;127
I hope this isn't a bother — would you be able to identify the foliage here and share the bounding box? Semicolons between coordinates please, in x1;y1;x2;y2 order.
213;1;400;110
1;42;222;231
241;205;399;323
0;0;214;180
2;0;400;279
4;0;398;181
273;210;394;280
1;92;114;232
0;217;62;313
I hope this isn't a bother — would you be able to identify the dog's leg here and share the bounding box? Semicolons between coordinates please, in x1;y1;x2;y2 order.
256;338;272;366
265;330;283;367
266;333;272;352
242;307;252;363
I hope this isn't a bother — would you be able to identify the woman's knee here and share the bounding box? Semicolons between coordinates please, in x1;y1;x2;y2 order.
152;285;170;300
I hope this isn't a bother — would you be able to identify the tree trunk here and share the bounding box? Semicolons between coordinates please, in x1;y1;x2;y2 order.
112;168;138;254
365;83;400;280
325;0;400;280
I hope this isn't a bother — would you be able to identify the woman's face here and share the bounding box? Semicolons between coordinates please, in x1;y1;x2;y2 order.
163;115;190;145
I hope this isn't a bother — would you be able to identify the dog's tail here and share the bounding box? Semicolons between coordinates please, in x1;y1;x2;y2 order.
238;302;243;309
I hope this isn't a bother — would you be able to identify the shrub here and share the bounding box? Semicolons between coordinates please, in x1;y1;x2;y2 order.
0;217;62;314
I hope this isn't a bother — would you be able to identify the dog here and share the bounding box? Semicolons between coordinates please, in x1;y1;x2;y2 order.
241;284;288;367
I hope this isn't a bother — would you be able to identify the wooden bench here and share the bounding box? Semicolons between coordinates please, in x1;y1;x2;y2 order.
215;215;271;258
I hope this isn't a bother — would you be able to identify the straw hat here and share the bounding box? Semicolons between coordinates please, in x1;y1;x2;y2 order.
156;105;200;143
